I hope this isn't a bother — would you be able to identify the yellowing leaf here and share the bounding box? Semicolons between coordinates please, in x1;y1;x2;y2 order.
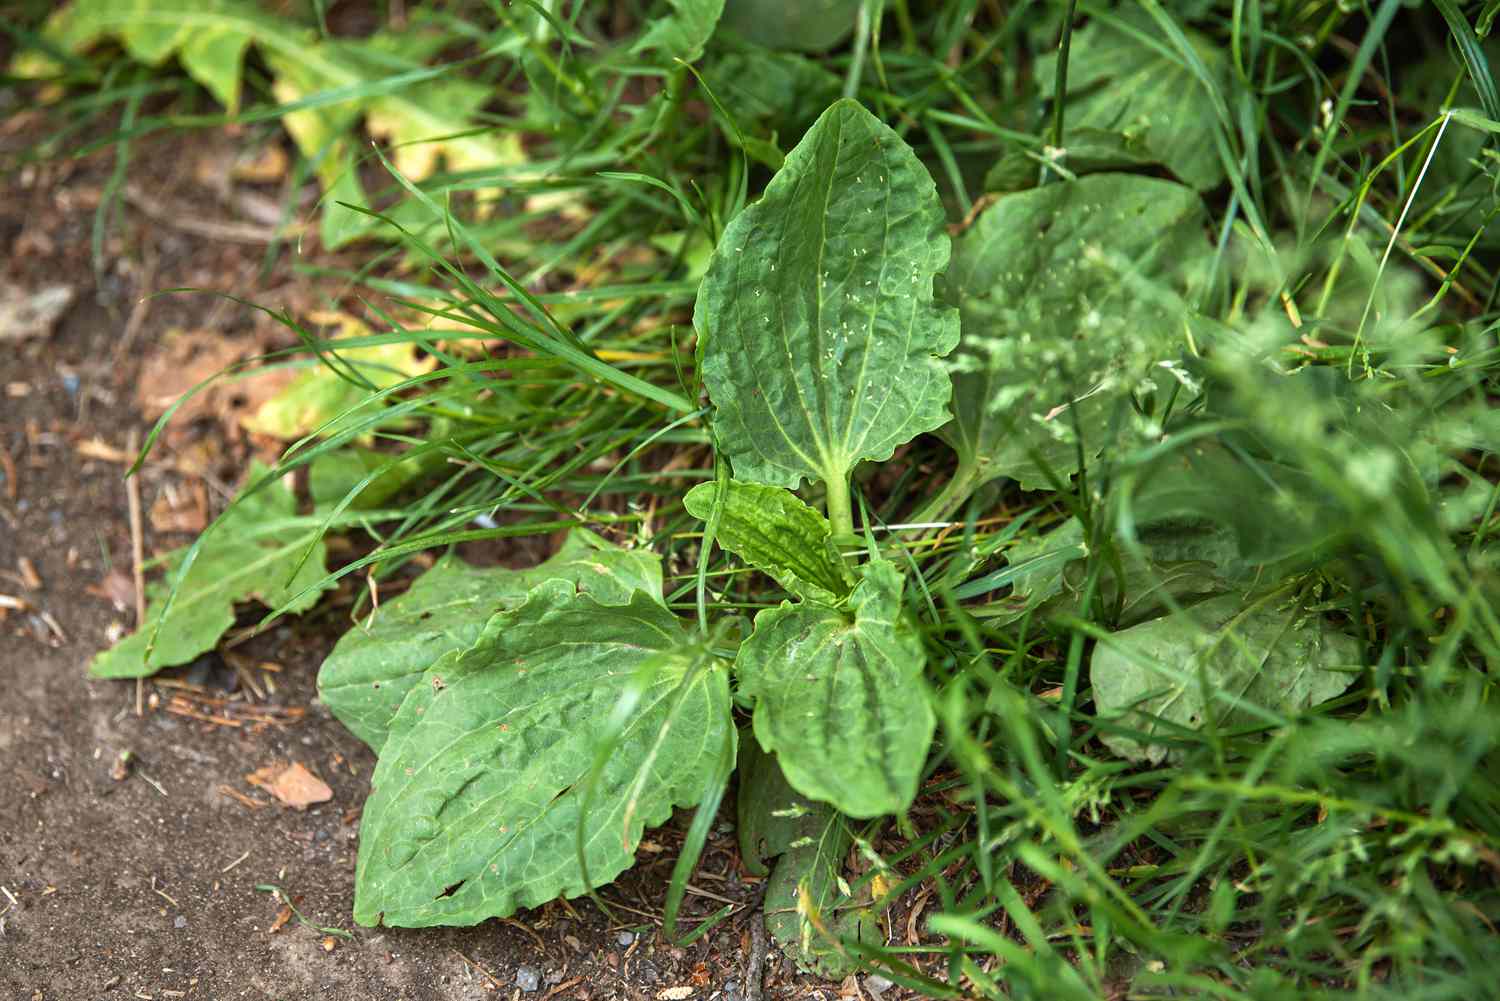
241;312;436;440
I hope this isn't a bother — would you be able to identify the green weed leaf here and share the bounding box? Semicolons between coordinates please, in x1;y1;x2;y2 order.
684;479;854;603
943;174;1207;496
90;464;332;679
1036;13;1229;190
354;584;732;927
736;560;932;817
719;0;863;52
633;0;726;62
1090;592;1361;764
318;531;662;751
697;98;959;532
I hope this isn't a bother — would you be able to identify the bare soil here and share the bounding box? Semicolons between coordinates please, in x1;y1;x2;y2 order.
0;128;899;1001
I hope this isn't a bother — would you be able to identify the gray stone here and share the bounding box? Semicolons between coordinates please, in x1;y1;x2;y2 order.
514;965;540;993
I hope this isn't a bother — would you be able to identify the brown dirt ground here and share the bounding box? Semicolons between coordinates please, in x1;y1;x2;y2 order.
0;126;931;1001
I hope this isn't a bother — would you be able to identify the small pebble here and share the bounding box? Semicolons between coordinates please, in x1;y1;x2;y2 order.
514;965;540;993
174;916;187;929
864;973;894;999
616;930;635;947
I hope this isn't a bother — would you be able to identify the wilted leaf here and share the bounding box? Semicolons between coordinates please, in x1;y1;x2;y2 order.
353;585;733;927
247;761;333;809
90;463;333;679
240;312;436;440
1090;591;1361;763
0;282;75;342
697;99;958;533
735;561;932;817
940;174;1208;502
1035;12;1228;190
317;530;663;750
684;480;854;603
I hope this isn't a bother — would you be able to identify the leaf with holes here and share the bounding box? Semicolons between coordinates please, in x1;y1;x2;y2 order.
735;560;932;818
684;480;854;603
696;99;959;535
1090;591;1361;764
90;464;332;679
353;583;732;927
936;174;1207;511
318;530;662;751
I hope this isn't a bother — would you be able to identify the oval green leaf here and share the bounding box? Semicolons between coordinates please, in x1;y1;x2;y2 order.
735;560;933;818
941;174;1208;500
354;583;732;927
697;99;959;529
1091;591;1361;764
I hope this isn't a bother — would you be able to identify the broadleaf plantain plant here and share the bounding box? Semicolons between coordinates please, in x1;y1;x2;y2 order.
329;98;958;937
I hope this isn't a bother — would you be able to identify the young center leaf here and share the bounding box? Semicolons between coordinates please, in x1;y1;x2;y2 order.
735;560;933;818
1090;591;1361;764
696;98;960;536
935;174;1208;512
354;584;732;928
684;479;855;603
318;530;662;751
91;464;331;679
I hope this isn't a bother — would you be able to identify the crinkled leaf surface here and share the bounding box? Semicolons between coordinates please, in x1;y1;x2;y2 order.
351;588;726;930
633;0;725;61
318;530;662;751
91;464;331;679
736;560;932;817
684;480;854;603
1035;13;1228;190
697;99;959;497
942;174;1208;494
354;584;732;927
1091;592;1361;764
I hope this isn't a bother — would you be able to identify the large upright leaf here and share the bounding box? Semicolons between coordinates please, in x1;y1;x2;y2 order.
736;560;932;817
938;174;1207;505
318;530;662;750
354;584;732;927
1090;591;1361;764
684;479;854;603
1035;13;1228;190
697;99;959;532
91;465;332;679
